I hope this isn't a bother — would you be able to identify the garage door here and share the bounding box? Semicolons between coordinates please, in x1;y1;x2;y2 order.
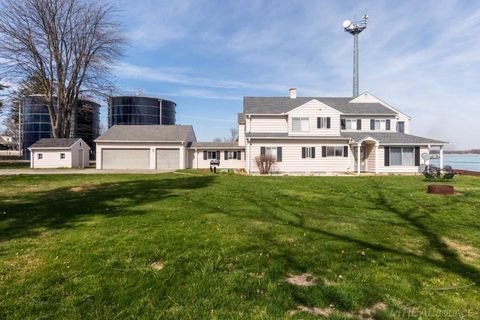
102;149;150;169
156;149;179;170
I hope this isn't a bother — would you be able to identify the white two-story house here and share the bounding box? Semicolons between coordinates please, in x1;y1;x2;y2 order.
238;89;447;174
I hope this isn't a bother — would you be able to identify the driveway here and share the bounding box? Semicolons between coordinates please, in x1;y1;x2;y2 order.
0;169;175;175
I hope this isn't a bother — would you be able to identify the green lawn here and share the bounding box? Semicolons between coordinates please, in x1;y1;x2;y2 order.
0;161;30;169
0;172;479;319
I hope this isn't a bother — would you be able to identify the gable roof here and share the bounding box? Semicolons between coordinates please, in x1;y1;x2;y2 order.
341;132;447;145
95;125;197;143
29;138;84;149
243;97;397;115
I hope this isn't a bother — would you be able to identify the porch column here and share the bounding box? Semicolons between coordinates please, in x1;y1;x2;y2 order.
357;143;361;174
439;146;444;169
375;143;379;174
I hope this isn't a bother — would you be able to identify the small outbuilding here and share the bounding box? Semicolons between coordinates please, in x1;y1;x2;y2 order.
29;138;90;169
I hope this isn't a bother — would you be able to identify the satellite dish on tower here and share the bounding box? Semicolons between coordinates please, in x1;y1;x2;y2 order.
342;20;352;28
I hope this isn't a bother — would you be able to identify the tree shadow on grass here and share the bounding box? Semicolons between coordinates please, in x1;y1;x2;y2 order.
0;175;215;242
202;178;480;285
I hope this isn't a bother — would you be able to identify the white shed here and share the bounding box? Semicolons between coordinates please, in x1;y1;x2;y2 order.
29;138;90;169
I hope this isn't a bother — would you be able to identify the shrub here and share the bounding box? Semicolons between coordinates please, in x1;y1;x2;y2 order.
255;155;276;174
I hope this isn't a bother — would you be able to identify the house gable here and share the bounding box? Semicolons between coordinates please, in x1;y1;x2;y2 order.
350;92;411;120
286;99;342;136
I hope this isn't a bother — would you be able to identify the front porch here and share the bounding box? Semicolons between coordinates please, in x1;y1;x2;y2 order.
350;137;445;175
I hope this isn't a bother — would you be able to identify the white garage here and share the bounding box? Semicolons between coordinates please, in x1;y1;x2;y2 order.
156;149;180;170
102;149;150;169
95;125;197;171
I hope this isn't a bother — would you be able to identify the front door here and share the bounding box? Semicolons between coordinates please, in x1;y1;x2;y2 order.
353;146;366;172
78;149;84;168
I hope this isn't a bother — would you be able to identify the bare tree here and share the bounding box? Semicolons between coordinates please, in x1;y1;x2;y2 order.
255;155;276;174
0;0;125;138
228;128;239;142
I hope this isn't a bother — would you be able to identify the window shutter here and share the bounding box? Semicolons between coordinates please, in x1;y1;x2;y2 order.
327;117;331;129
238;151;241;160
317;117;321;129
224;151;228;160
276;147;282;162
384;147;390;166
216;151;220;160
340;119;346;130
260;147;265;156
370;119;375;130
302;147;306;159
386;119;391;130
343;146;348;157
203;151;207;160
311;147;315;158
322;146;327;158
414;147;420;166
357;119;362;130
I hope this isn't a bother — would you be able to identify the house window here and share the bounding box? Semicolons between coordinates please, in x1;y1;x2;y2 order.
37;153;43;160
301;147;315;159
346;119;357;130
264;147;277;157
207;151;218;159
60;153;65;159
292;117;309;132
397;121;405;133
322;146;347;157
260;146;282;162
370;119;391;130
225;151;241;160
203;151;220;160
316;117;331;129
389;147;414;166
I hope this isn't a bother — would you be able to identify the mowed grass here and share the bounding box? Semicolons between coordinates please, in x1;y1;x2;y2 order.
0;172;479;319
0;161;30;169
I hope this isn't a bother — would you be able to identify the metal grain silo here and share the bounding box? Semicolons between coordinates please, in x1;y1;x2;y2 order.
108;96;176;127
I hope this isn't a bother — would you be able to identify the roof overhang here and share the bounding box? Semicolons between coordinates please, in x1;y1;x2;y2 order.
247;136;351;140
94;140;186;144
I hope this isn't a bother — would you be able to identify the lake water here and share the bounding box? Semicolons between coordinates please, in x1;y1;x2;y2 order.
431;154;480;172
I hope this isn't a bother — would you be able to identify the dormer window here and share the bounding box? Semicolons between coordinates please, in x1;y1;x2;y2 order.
292;117;309;132
317;117;331;129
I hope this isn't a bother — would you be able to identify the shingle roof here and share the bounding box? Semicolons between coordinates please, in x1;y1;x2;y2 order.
341;132;447;144
95;125;197;142
243;97;396;115
190;142;244;149
29;138;82;149
246;132;289;138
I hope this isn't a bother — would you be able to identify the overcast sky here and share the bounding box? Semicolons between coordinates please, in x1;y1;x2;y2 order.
6;0;479;148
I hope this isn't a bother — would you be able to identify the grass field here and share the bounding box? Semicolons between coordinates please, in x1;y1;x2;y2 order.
0;161;30;169
0;172;479;319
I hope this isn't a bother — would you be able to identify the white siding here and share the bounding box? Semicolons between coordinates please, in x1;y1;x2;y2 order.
350;92;411;133
287;100;341;136
376;146;428;173
30;139;90;169
238;124;246;146
31;150;73;168
246;139;353;174
341;116;397;133
189;149;245;169
96;142;186;170
248;115;288;133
